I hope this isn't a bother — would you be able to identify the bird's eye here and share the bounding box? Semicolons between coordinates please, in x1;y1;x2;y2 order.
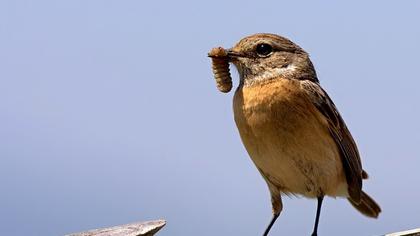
256;43;273;57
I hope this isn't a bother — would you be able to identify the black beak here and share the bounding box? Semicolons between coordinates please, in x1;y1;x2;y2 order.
208;48;245;59
226;49;245;58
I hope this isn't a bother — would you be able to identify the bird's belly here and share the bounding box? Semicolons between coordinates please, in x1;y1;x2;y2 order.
233;82;348;198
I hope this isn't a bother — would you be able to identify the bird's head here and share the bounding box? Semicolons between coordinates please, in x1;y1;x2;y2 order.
227;33;318;86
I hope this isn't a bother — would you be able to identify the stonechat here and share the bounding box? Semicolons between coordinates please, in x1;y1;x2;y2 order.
208;33;381;236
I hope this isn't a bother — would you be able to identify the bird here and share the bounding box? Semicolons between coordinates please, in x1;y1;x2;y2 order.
210;33;381;236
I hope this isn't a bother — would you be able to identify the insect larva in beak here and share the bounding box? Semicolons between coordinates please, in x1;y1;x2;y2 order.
208;47;232;93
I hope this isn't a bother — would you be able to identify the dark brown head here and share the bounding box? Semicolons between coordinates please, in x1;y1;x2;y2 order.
227;33;318;86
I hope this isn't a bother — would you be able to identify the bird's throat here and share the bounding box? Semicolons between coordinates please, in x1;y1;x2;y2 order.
242;64;298;87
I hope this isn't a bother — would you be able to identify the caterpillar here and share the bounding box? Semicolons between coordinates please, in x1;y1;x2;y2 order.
208;47;232;93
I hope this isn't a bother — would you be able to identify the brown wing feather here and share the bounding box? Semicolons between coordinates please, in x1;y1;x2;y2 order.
301;80;363;202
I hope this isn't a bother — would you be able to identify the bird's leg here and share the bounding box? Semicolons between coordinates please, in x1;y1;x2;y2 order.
311;196;324;236
263;213;279;236
262;189;282;236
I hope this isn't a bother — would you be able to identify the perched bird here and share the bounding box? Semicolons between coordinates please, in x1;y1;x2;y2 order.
209;33;381;236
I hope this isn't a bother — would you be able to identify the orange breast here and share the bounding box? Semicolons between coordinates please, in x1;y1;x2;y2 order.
233;79;347;197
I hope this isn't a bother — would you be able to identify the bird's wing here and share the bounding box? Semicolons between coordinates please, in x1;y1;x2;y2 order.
301;80;363;202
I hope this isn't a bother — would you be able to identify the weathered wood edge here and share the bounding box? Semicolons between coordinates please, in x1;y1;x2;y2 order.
385;228;420;236
65;219;166;236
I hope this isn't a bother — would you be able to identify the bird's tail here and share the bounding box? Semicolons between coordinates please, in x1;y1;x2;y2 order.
348;191;381;218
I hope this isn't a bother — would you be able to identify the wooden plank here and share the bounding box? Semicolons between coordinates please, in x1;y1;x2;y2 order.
65;219;166;236
385;228;420;236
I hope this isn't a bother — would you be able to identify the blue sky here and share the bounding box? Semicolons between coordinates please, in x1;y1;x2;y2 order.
1;1;419;235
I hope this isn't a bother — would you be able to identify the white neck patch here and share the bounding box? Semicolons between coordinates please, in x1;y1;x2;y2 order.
244;64;298;86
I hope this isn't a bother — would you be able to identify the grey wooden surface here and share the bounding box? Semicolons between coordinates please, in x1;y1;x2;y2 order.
65;219;166;236
385;228;420;236
65;219;418;236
